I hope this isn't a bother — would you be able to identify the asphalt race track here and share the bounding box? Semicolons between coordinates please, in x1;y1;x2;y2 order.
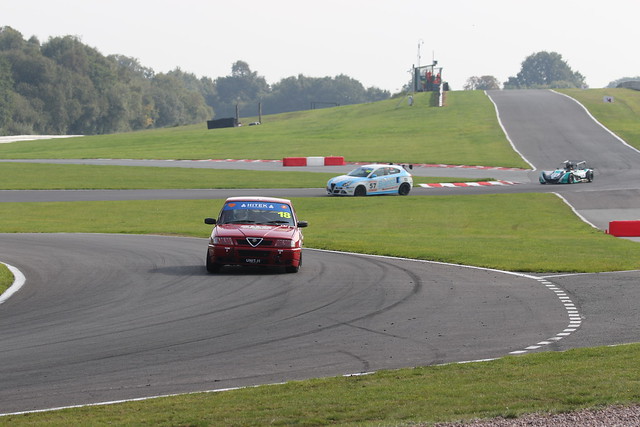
488;89;640;228
0;233;574;413
1;89;640;414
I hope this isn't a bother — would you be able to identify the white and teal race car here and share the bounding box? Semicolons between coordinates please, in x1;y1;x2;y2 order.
326;164;413;196
539;160;594;184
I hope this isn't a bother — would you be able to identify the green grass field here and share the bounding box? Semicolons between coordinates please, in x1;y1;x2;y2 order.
0;264;10;296
2;343;640;426
2;194;639;273
2;88;640;425
0;162;492;190
558;88;640;148
0;91;528;167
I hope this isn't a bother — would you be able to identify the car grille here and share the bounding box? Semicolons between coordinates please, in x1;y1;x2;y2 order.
235;239;273;247
328;183;345;194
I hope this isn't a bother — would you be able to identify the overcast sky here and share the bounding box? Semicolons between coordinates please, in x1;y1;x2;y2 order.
2;0;638;92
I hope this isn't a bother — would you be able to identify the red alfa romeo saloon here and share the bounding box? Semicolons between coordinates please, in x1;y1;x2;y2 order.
204;197;308;273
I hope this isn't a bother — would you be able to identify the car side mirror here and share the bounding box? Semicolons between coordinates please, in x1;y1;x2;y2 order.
204;218;216;225
370;174;377;178
297;221;308;228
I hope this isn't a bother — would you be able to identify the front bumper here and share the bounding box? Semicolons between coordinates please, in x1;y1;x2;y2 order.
208;245;302;267
326;184;354;196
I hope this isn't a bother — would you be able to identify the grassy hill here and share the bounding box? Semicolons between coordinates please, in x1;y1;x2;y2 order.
2;89;638;166
559;88;640;147
0;91;529;168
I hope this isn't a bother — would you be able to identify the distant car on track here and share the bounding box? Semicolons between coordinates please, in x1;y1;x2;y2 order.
539;160;594;184
204;197;307;273
326;164;413;196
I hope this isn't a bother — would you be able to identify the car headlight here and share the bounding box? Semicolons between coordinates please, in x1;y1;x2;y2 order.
213;236;234;245
274;239;295;248
341;180;353;188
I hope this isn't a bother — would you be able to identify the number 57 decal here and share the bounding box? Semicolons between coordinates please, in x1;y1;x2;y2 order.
368;182;377;190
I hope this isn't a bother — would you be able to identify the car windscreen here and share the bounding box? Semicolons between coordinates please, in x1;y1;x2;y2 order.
347;167;374;177
219;201;294;225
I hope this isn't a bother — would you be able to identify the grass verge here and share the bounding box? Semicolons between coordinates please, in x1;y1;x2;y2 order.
3;343;640;426
1;193;639;272
0;162;490;190
0;264;12;296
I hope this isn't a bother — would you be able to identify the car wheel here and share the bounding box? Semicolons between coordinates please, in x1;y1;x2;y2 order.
539;173;547;184
398;182;411;196
354;186;367;197
206;254;221;273
569;174;576;184
286;255;301;273
285;260;300;273
587;171;594;182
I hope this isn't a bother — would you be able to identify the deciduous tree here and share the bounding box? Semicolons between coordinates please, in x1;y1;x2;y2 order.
504;51;586;89
0;56;12;131
463;75;501;90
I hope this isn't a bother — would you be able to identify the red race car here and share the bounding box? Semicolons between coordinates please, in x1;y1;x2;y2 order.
204;197;308;273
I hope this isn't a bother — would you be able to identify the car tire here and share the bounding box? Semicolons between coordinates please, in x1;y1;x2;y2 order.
539;173;547;184
587;171;594;182
206;255;221;273
398;182;411;196
285;259;300;273
354;186;367;197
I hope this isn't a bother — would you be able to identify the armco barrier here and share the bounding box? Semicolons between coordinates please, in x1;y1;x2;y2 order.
607;220;640;237
283;156;345;167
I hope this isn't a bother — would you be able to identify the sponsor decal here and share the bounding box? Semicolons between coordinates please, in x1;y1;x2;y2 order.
224;202;292;213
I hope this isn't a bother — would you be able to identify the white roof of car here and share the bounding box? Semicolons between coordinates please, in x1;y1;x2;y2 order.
358;163;404;169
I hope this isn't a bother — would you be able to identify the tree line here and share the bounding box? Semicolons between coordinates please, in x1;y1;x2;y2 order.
464;51;587;90
0;27;390;136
